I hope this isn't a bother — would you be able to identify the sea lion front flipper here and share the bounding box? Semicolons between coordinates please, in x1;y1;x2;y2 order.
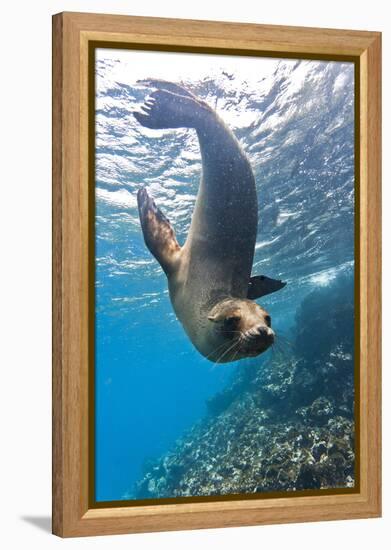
137;188;181;276
247;275;287;300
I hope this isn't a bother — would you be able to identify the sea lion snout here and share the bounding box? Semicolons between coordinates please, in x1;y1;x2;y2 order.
256;325;275;344
241;324;274;355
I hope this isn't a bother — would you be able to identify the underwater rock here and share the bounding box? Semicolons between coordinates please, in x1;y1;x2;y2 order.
134;274;356;499
135;394;355;498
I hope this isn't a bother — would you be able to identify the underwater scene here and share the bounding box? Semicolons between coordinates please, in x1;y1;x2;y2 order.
94;49;356;502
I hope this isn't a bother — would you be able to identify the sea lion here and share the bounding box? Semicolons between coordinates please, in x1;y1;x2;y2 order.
134;79;285;363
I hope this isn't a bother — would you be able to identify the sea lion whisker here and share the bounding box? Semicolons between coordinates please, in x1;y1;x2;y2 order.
270;347;282;363
275;332;294;347
215;340;241;365
205;343;229;361
274;335;292;353
231;348;240;363
271;340;291;362
280;341;294;352
216;341;239;364
203;339;234;362
272;339;283;352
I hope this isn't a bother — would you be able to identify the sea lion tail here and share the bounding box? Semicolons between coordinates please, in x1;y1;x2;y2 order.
133;81;211;130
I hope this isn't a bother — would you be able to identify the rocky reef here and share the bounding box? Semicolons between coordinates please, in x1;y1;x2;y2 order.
135;274;356;498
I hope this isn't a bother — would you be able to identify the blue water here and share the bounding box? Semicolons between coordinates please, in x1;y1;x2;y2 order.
94;50;355;502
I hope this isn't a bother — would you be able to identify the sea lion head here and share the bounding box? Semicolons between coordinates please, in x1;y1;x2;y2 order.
206;298;274;363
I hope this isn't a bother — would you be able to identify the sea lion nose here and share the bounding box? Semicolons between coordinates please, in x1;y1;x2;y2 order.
257;326;275;343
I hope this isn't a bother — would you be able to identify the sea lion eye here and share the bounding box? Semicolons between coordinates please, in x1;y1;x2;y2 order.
265;315;271;327
224;315;241;329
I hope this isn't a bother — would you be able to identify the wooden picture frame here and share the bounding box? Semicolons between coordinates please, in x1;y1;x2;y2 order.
52;11;381;538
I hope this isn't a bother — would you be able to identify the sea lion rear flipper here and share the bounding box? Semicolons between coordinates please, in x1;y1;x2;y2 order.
133;85;210;130
137;188;181;276
137;79;197;99
247;275;287;300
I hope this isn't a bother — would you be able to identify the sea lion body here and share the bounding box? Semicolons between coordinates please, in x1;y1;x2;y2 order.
168;113;257;354
134;80;285;362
